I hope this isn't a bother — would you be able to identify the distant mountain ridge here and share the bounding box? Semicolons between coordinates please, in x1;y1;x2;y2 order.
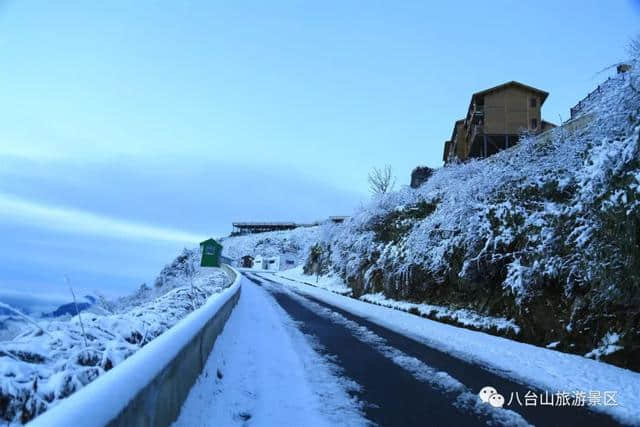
44;295;96;318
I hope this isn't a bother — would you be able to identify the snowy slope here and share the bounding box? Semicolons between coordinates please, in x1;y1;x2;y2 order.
0;249;230;425
220;226;322;266
0;317;29;341
277;265;353;295
278;266;520;334
28;268;241;427
311;60;640;369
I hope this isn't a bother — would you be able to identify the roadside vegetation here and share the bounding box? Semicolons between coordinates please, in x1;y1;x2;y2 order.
306;49;640;371
0;249;228;425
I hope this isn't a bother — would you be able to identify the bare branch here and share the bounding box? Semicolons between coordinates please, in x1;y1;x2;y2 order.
368;165;396;195
627;34;640;58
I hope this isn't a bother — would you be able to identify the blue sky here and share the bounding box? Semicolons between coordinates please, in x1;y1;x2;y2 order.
0;1;638;303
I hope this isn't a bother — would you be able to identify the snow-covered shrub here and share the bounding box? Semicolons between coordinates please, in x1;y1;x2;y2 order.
303;243;333;276
0;249;229;425
317;55;640;369
152;248;200;291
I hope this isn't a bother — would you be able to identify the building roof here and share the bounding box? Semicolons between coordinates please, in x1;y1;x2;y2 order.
200;238;222;247
471;81;549;105
232;222;297;227
450;119;465;140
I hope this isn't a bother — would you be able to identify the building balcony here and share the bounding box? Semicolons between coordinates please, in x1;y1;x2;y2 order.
463;124;484;146
471;105;484;117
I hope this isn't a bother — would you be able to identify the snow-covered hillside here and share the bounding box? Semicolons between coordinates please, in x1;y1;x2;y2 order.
0;317;29;341
0;249;230;425
308;60;640;370
220;226;322;267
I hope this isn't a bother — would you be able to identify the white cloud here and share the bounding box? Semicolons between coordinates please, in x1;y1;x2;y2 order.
0;192;204;244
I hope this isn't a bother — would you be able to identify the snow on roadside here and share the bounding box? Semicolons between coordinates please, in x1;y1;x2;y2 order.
359;293;520;334
173;278;366;427
0;249;229;425
277;265;352;295
278;266;519;333
585;333;624;360
263;274;640;426
257;276;530;427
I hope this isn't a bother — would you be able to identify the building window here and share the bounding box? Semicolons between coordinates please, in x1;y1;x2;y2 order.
530;97;537;107
531;118;538;129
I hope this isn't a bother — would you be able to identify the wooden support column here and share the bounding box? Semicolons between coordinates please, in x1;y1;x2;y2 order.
483;134;488;158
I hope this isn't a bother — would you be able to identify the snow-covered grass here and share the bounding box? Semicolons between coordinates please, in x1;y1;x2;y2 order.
310;56;640;367
0;248;230;425
328;69;638;299
29;267;240;427
264;273;640;426
358;292;520;334
278;266;519;334
277;265;352;295
174;277;366;427
585;333;624;360
0;317;29;341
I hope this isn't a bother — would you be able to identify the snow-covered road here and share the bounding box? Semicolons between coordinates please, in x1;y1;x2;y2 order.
175;274;627;427
173;276;366;427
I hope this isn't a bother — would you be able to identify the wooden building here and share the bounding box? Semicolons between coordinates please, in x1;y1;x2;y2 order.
231;218;341;236
443;81;556;163
231;222;299;236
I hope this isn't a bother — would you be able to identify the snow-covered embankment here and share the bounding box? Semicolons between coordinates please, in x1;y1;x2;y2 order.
28;265;242;427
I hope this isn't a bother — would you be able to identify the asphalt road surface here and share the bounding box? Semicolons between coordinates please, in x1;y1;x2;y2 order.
245;273;622;427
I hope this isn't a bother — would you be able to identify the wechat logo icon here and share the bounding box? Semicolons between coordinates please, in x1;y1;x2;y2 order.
479;386;505;408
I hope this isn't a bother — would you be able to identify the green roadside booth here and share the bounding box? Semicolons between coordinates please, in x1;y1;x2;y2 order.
199;238;223;267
